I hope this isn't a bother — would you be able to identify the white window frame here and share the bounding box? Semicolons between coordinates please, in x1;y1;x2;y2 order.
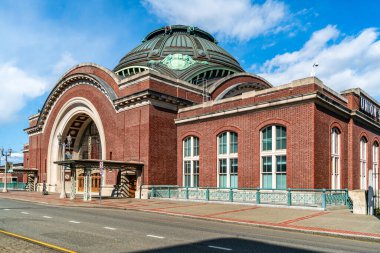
373;142;379;192
260;126;287;189
360;137;367;190
183;136;199;187
217;132;238;188
331;128;341;189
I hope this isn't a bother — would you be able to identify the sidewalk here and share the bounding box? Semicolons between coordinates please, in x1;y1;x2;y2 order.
1;191;380;242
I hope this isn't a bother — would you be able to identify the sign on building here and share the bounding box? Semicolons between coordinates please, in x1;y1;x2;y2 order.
360;96;380;122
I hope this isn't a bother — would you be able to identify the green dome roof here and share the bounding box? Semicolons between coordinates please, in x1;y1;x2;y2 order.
113;25;244;85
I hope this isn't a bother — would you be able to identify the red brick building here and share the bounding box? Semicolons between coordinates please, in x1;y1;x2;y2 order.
24;25;380;198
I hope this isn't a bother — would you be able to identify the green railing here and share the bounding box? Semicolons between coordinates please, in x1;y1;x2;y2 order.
0;182;27;190
150;186;349;209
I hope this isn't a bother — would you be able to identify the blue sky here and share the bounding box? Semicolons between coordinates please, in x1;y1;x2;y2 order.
0;0;379;163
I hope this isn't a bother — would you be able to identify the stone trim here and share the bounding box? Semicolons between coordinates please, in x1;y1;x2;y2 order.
27;74;116;135
119;69;204;95
115;90;194;112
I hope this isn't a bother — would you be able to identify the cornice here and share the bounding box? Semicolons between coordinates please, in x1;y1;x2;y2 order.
114;89;194;112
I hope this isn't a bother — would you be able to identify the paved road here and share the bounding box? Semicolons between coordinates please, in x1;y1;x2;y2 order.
0;198;379;253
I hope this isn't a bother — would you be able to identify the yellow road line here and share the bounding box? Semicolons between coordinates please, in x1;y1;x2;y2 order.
0;229;76;253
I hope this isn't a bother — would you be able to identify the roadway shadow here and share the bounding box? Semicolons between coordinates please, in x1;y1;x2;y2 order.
130;237;318;253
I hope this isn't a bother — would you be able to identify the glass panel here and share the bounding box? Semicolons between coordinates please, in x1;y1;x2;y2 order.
193;137;199;156
219;159;227;173
276;126;286;150
230;175;238;188
263;175;272;189
230;132;238;154
193;175;199;187
276;174;286;189
219;158;227;188
230;158;238;174
219;133;227;154
262;127;272;151
331;129;339;155
184;138;191;157
334;157;339;174
373;144;378;163
184;161;191;174
262;156;272;172
193;160;199;174
361;138;367;160
276;156;286;172
185;175;191;187
219;175;227;188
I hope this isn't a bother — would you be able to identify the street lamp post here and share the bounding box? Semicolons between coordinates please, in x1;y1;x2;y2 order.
1;148;12;193
57;133;72;199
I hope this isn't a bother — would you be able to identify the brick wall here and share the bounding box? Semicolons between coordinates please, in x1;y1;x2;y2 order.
177;102;315;188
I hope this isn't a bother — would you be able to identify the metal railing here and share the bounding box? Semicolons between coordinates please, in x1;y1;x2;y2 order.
150;186;349;209
0;182;27;190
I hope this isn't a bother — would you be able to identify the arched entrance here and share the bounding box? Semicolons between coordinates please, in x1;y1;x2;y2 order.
48;97;142;200
60;115;104;194
47;98;107;194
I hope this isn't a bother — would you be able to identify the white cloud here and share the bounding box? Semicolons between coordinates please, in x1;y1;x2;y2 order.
0;63;48;122
143;0;288;41
0;3;114;125
6;152;24;164
53;52;78;76
258;26;380;96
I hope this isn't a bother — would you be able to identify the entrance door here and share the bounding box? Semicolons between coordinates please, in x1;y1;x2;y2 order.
92;173;101;192
78;173;84;192
77;172;100;192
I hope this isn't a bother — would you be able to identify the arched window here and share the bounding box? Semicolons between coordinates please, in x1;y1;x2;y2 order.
260;126;287;189
217;132;238;188
183;136;199;187
372;142;379;192
360;137;368;189
331;128;341;189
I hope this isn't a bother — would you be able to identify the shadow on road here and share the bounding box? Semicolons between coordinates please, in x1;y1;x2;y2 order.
131;237;317;253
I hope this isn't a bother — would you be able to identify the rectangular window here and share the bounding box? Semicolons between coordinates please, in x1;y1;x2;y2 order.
262;127;272;151
184;138;191;157
276;155;286;189
262;156;272;189
184;161;191;187
276;126;286;150
230;158;238;188
230;133;238;154
360;139;367;189
193;160;199;187
219;133;227;154
219;159;227;188
193;137;199;156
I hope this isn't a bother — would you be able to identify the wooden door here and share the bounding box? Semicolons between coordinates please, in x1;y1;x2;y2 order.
92;173;101;192
78;173;84;192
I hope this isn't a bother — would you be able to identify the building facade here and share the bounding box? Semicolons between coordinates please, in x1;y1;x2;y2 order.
24;25;380;198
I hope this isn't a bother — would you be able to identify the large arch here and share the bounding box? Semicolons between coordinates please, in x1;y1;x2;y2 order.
46;97;107;193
